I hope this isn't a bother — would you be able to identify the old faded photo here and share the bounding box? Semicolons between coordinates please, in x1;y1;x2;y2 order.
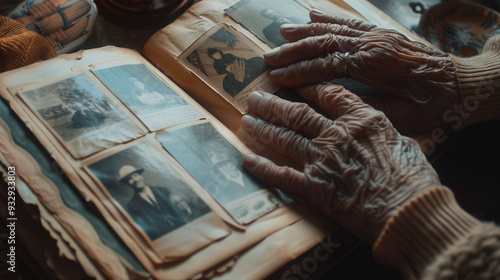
225;0;311;48
157;122;283;224
94;63;202;131
20;74;141;158
86;142;211;241
184;25;269;98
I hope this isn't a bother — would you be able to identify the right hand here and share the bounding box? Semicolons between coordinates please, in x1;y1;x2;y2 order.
263;10;460;133
241;85;441;243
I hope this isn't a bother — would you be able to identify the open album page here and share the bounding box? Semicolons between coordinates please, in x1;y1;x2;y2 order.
0;47;315;279
141;0;363;166
142;0;361;127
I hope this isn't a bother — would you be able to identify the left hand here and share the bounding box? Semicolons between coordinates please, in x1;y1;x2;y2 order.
263;10;459;134
240;85;441;243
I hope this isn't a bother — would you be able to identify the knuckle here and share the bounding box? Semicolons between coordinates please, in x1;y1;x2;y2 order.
333;24;355;37
348;18;374;31
315;34;336;52
288;61;307;79
313;83;346;97
297;36;321;53
312;23;346;36
286;103;312;127
355;108;389;129
369;109;388;124
308;22;330;36
276;129;293;146
316;34;357;53
277;166;302;191
262;94;284;115
282;59;327;84
253;121;275;145
322;85;353;104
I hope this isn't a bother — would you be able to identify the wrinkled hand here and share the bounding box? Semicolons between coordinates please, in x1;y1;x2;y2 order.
263;10;460;134
241;84;441;243
232;60;246;82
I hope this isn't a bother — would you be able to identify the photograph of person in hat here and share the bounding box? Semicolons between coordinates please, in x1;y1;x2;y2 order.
87;142;213;241
117;164;186;240
206;149;263;205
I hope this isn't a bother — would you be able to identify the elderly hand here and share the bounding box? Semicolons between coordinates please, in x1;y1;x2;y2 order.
263;10;460;134
241;85;441;243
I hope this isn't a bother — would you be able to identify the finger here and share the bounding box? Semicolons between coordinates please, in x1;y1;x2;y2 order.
264;34;357;68
268;53;347;87
280;23;366;43
241;115;314;164
309;9;376;32
296;84;371;120
243;154;311;199
246;91;333;138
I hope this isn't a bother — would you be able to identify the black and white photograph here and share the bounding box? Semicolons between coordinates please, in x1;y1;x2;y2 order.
86;142;212;241
183;25;269;98
157;122;282;224
20;73;142;158
225;0;311;48
94;63;202;131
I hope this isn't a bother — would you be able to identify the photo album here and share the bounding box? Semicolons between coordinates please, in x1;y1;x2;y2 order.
0;0;366;279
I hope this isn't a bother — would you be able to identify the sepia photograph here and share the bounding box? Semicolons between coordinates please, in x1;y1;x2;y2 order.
94;63;201;130
86;142;212;241
225;0;311;48
20;73;141;158
157;122;282;224
184;25;269;97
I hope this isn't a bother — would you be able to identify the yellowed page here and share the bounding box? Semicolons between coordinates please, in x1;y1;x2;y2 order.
0;46;327;279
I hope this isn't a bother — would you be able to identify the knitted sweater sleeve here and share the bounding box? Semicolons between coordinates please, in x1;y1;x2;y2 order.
0;15;56;73
449;35;500;130
372;187;500;279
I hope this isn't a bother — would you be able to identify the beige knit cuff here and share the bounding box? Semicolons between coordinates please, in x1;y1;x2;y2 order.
372;186;482;279
421;222;500;279
450;36;500;130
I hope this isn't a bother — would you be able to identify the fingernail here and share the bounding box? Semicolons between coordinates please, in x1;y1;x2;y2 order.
243;154;259;167
280;23;300;30
310;9;326;16
248;91;264;108
264;47;280;58
270;68;286;78
241;114;258;132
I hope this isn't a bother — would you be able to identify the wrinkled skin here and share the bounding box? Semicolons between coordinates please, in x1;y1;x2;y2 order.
263;9;460;134
241;84;441;243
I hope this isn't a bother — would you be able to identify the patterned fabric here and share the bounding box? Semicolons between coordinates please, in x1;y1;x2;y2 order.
0;15;56;73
